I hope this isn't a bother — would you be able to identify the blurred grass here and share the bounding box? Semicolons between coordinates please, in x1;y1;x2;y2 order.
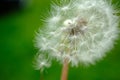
0;0;120;80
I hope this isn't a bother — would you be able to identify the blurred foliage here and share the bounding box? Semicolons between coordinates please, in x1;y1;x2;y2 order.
0;0;120;80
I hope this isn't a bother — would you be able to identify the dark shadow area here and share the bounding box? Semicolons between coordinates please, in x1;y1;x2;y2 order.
0;0;26;17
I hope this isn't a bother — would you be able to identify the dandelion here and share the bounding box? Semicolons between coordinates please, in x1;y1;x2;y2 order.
34;0;119;80
34;53;51;72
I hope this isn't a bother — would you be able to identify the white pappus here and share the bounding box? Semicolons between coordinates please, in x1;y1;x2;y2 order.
34;0;119;71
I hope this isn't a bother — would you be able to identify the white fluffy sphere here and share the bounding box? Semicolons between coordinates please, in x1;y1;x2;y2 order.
35;0;119;70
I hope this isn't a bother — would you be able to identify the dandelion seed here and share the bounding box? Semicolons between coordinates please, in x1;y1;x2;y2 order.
34;53;51;72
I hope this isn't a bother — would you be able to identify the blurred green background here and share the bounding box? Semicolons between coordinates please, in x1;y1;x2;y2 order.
0;0;120;80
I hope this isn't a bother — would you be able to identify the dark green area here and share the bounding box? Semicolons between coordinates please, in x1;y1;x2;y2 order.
0;0;120;80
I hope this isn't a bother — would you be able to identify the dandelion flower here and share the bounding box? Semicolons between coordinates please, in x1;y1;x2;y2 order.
35;0;119;71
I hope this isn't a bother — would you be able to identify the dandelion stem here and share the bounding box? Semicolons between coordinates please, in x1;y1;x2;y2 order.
61;59;69;80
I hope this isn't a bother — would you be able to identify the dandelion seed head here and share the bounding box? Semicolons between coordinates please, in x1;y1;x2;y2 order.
35;0;119;68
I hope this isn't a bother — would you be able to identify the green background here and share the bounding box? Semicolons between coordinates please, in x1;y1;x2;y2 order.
0;0;120;80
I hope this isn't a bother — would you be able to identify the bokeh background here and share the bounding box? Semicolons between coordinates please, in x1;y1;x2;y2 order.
0;0;120;80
